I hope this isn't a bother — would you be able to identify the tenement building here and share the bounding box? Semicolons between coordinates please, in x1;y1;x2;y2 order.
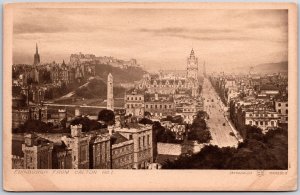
125;89;145;117
144;94;175;117
274;98;288;125
89;133;111;169
230;98;280;137
115;124;153;169
111;132;134;169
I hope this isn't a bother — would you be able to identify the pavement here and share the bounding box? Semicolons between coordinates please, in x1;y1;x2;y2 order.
201;78;239;148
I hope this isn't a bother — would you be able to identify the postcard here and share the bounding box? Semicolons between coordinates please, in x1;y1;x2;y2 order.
3;2;297;191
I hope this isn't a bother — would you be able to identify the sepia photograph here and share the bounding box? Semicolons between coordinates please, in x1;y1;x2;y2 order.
3;2;298;191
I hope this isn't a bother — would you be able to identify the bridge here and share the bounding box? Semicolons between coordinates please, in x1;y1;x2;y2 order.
43;103;124;110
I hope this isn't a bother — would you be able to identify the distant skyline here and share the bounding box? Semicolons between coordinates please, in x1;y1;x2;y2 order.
13;8;288;72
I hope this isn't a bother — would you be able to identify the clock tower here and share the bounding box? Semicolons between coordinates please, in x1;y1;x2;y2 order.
186;49;199;80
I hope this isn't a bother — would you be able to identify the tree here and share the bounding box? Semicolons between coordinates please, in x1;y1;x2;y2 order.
144;111;151;118
162;127;288;170
188;128;212;143
152;121;179;144
70;116;91;132
187;111;211;143
139;118;153;125
19;119;51;133
196;111;207;120
98;109;115;125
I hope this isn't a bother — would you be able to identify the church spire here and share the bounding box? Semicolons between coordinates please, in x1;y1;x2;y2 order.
33;43;40;65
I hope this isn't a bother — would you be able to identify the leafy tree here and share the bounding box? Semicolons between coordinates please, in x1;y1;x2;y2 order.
162;127;288;170
152;121;180;144
18;119;51;133
139;118;153;125
144;111;151;118
98;109;115;125
187;111;211;143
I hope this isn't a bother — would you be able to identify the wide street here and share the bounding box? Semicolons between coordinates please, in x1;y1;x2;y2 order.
201;77;239;148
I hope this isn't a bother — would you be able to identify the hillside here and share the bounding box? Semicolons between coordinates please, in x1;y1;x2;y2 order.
74;78;125;99
94;64;147;84
254;61;288;73
230;61;288;74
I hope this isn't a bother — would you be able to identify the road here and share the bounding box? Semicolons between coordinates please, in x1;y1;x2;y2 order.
202;77;239;148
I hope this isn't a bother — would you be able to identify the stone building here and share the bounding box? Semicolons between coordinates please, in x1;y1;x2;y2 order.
31;87;46;104
136;49;199;97
111;132;134;169
230;99;280;137
22;134;53;169
275;99;288;124
12;109;29;129
61;124;90;169
29;105;48;123
175;102;201;124
51;61;73;85
12;105;48;129
115;124;153;169
186;48;199;80
144;94;175;117
244;108;279;133
12;134;25;169
89;134;111;169
125;89;144;117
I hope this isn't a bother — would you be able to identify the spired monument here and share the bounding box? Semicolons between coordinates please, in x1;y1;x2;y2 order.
107;73;114;111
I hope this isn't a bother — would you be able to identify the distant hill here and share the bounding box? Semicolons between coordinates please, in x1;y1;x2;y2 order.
94;64;147;84
254;61;288;73
230;61;288;74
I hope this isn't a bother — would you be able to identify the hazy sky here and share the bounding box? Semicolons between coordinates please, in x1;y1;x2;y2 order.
13;8;288;72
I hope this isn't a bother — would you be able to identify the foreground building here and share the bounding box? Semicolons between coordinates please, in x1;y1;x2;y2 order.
89;133;111;169
22;134;53;169
115;124;153;169
111;132;134;169
61;124;90;169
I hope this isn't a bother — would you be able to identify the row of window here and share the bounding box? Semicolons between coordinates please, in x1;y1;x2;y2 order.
183;108;196;112
277;109;288;114
126;96;143;101
145;104;173;109
277;103;288;107
248;120;276;126
248;113;276;117
126;103;142;109
113;145;133;156
114;154;133;165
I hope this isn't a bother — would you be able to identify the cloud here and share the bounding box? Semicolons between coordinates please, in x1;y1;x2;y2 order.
137;26;286;43
138;27;236;34
12;8;288;69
